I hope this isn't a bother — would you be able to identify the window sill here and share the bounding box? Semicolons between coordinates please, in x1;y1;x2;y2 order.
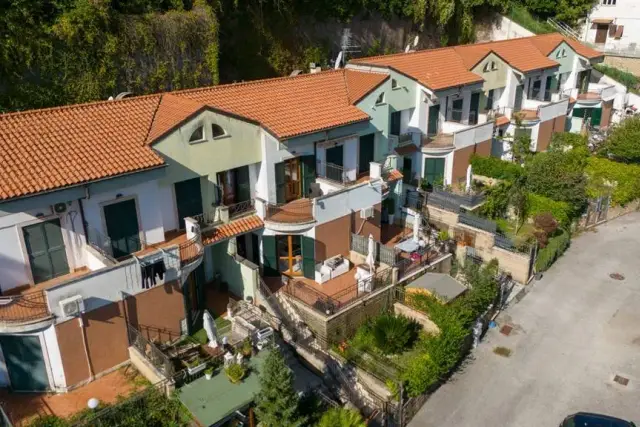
188;138;207;145
213;134;230;141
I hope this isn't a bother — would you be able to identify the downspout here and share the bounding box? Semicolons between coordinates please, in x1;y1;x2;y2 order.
78;197;89;241
78;316;95;382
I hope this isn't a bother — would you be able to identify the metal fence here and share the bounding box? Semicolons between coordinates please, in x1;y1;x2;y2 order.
227;198;255;219
458;211;497;234
426;192;463;213
433;186;486;208
127;322;174;378
316;160;356;185
351;233;399;267
0;291;51;324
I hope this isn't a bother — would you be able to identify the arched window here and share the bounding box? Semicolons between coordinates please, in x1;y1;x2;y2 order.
211;123;226;138
189;125;204;143
491;61;498;71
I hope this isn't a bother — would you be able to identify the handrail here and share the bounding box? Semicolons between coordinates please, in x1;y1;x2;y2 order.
127;322;174;378
0;291;51;324
178;233;203;267
227;198;255;219
316;160;357;185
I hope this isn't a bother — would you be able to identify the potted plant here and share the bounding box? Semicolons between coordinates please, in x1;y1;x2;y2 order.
204;366;215;380
241;337;253;358
386;198;396;225
225;363;246;384
437;230;450;251
185;355;207;375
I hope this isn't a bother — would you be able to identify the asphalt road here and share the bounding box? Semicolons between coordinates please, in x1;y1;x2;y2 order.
409;212;640;427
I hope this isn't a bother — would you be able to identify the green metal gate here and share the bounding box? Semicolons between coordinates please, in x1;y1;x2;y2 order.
0;335;49;391
23;218;69;284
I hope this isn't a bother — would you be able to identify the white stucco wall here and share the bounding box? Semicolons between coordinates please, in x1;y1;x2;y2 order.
82;179;166;246
313;181;382;226
0;201;86;292
480;15;535;42
583;2;640;50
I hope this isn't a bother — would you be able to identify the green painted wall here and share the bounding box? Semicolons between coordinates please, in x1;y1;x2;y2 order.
472;52;509;92
210;240;257;301
550;42;576;75
153;110;262;217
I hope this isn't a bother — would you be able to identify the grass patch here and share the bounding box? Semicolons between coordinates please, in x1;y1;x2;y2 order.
493;346;513;357
595;64;640;94
189;316;231;345
506;4;555;34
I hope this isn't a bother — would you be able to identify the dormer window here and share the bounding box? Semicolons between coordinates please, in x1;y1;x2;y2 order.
562;49;567;58
189;125;205;143
491;61;498;71
211;123;226;138
375;92;385;105
483;62;491;72
391;79;399;89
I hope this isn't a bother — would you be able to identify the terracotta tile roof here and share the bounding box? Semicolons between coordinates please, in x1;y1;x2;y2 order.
351;48;484;91
0;96;165;201
146;94;205;143
176;69;384;139
455;38;558;73
495;116;510;127
395;144;419;156
344;69;389;103
528;33;604;60
385;169;403;182
201;215;264;245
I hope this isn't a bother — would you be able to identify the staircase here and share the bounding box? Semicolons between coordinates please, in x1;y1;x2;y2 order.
547;18;585;43
256;278;384;414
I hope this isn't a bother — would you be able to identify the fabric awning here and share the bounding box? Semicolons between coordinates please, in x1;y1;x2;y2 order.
592;18;613;24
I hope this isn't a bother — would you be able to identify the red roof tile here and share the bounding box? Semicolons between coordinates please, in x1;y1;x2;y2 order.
385;169;403;182
202;215;264;245
528;33;604;60
455;38;558;73
146;94;205;143
495;116;510;127
351;48;483;91
176;69;385;139
0;96;165;201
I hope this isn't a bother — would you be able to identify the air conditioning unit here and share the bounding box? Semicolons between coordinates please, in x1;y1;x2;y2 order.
360;207;374;219
59;295;84;318
53;202;68;214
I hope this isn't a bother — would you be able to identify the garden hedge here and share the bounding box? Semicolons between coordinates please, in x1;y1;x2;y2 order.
527;193;572;225
586;157;640;206
470;155;523;181
535;229;570;272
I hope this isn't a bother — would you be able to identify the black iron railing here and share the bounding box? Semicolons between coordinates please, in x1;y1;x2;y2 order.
227;198;255;219
0;291;51;324
127;322;174;378
458;212;497;233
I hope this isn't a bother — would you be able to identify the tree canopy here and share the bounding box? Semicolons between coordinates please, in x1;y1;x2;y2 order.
598;116;640;164
318;407;366;427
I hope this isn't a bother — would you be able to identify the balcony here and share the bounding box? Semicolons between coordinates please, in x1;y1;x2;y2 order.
316;161;357;186
563;83;617;106
423;120;494;152
0;291;53;332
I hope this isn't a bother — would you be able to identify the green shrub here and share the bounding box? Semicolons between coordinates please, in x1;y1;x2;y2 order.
28;416;69;427
506;4;555;34
594;64;640;94
470;155;523;181
586;157;640;206
225;363;246;384
372;314;420;355
535;229;570;272
480;181;512;219
598;115;640;163
318;407;366;427
527;193;571;225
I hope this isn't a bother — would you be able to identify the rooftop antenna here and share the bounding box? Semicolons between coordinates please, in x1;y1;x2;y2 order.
334;28;360;68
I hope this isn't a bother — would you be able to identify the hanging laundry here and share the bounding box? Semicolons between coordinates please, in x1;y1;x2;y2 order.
140;259;167;289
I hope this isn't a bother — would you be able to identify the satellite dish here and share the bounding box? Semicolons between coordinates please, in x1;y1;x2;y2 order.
334;51;344;70
115;92;133;100
413;35;419;47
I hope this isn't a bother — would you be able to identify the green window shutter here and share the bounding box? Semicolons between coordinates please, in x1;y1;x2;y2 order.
235;166;251;202
104;199;141;258
591;107;602;127
262;236;279;276
301;236;315;280
275;162;286;204
23;219;69;284
300;155;316;197
359;134;375;174
514;85;524;112
428;104;440;135
469;92;480;125
390;111;401;135
572;108;585;119
424;158;445;185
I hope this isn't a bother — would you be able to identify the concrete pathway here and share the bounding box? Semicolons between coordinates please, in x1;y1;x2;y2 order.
409;212;640;427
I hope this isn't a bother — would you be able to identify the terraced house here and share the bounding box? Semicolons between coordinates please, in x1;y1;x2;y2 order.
0;33;613;392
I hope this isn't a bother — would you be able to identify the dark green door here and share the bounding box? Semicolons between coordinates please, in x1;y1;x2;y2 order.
234;166;251;203
300;155;316;197
104;199;141;258
301;236;315;280
275;162;286;204
23;219;69;284
469;92;480;125
175;177;203;225
514;85;524;112
424;158;445;185
359;134;375;175
262;235;279;276
544;76;555;101
428;104;440;135
326;145;344;182
0;336;49;391
390;111;401;136
591;108;602;127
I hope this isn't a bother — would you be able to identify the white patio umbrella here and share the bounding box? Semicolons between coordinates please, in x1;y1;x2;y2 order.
413;212;422;242
366;234;375;271
203;310;219;348
465;164;473;193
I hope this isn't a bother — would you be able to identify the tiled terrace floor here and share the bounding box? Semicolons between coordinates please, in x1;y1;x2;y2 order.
3;267;91;297
265;199;314;223
577;91;601;101
513;109;539;121
381;224;413;248
0;367;141;426
133;229;188;258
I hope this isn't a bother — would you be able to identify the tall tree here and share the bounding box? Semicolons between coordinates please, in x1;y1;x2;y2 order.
254;351;306;427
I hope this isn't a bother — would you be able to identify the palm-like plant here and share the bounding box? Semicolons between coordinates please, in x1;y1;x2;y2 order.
318;407;366;427
372;314;420;355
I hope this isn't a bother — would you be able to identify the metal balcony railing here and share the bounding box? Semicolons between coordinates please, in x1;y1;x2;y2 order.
0;291;51;324
227;198;255;219
433;185;486;208
316;161;356;185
